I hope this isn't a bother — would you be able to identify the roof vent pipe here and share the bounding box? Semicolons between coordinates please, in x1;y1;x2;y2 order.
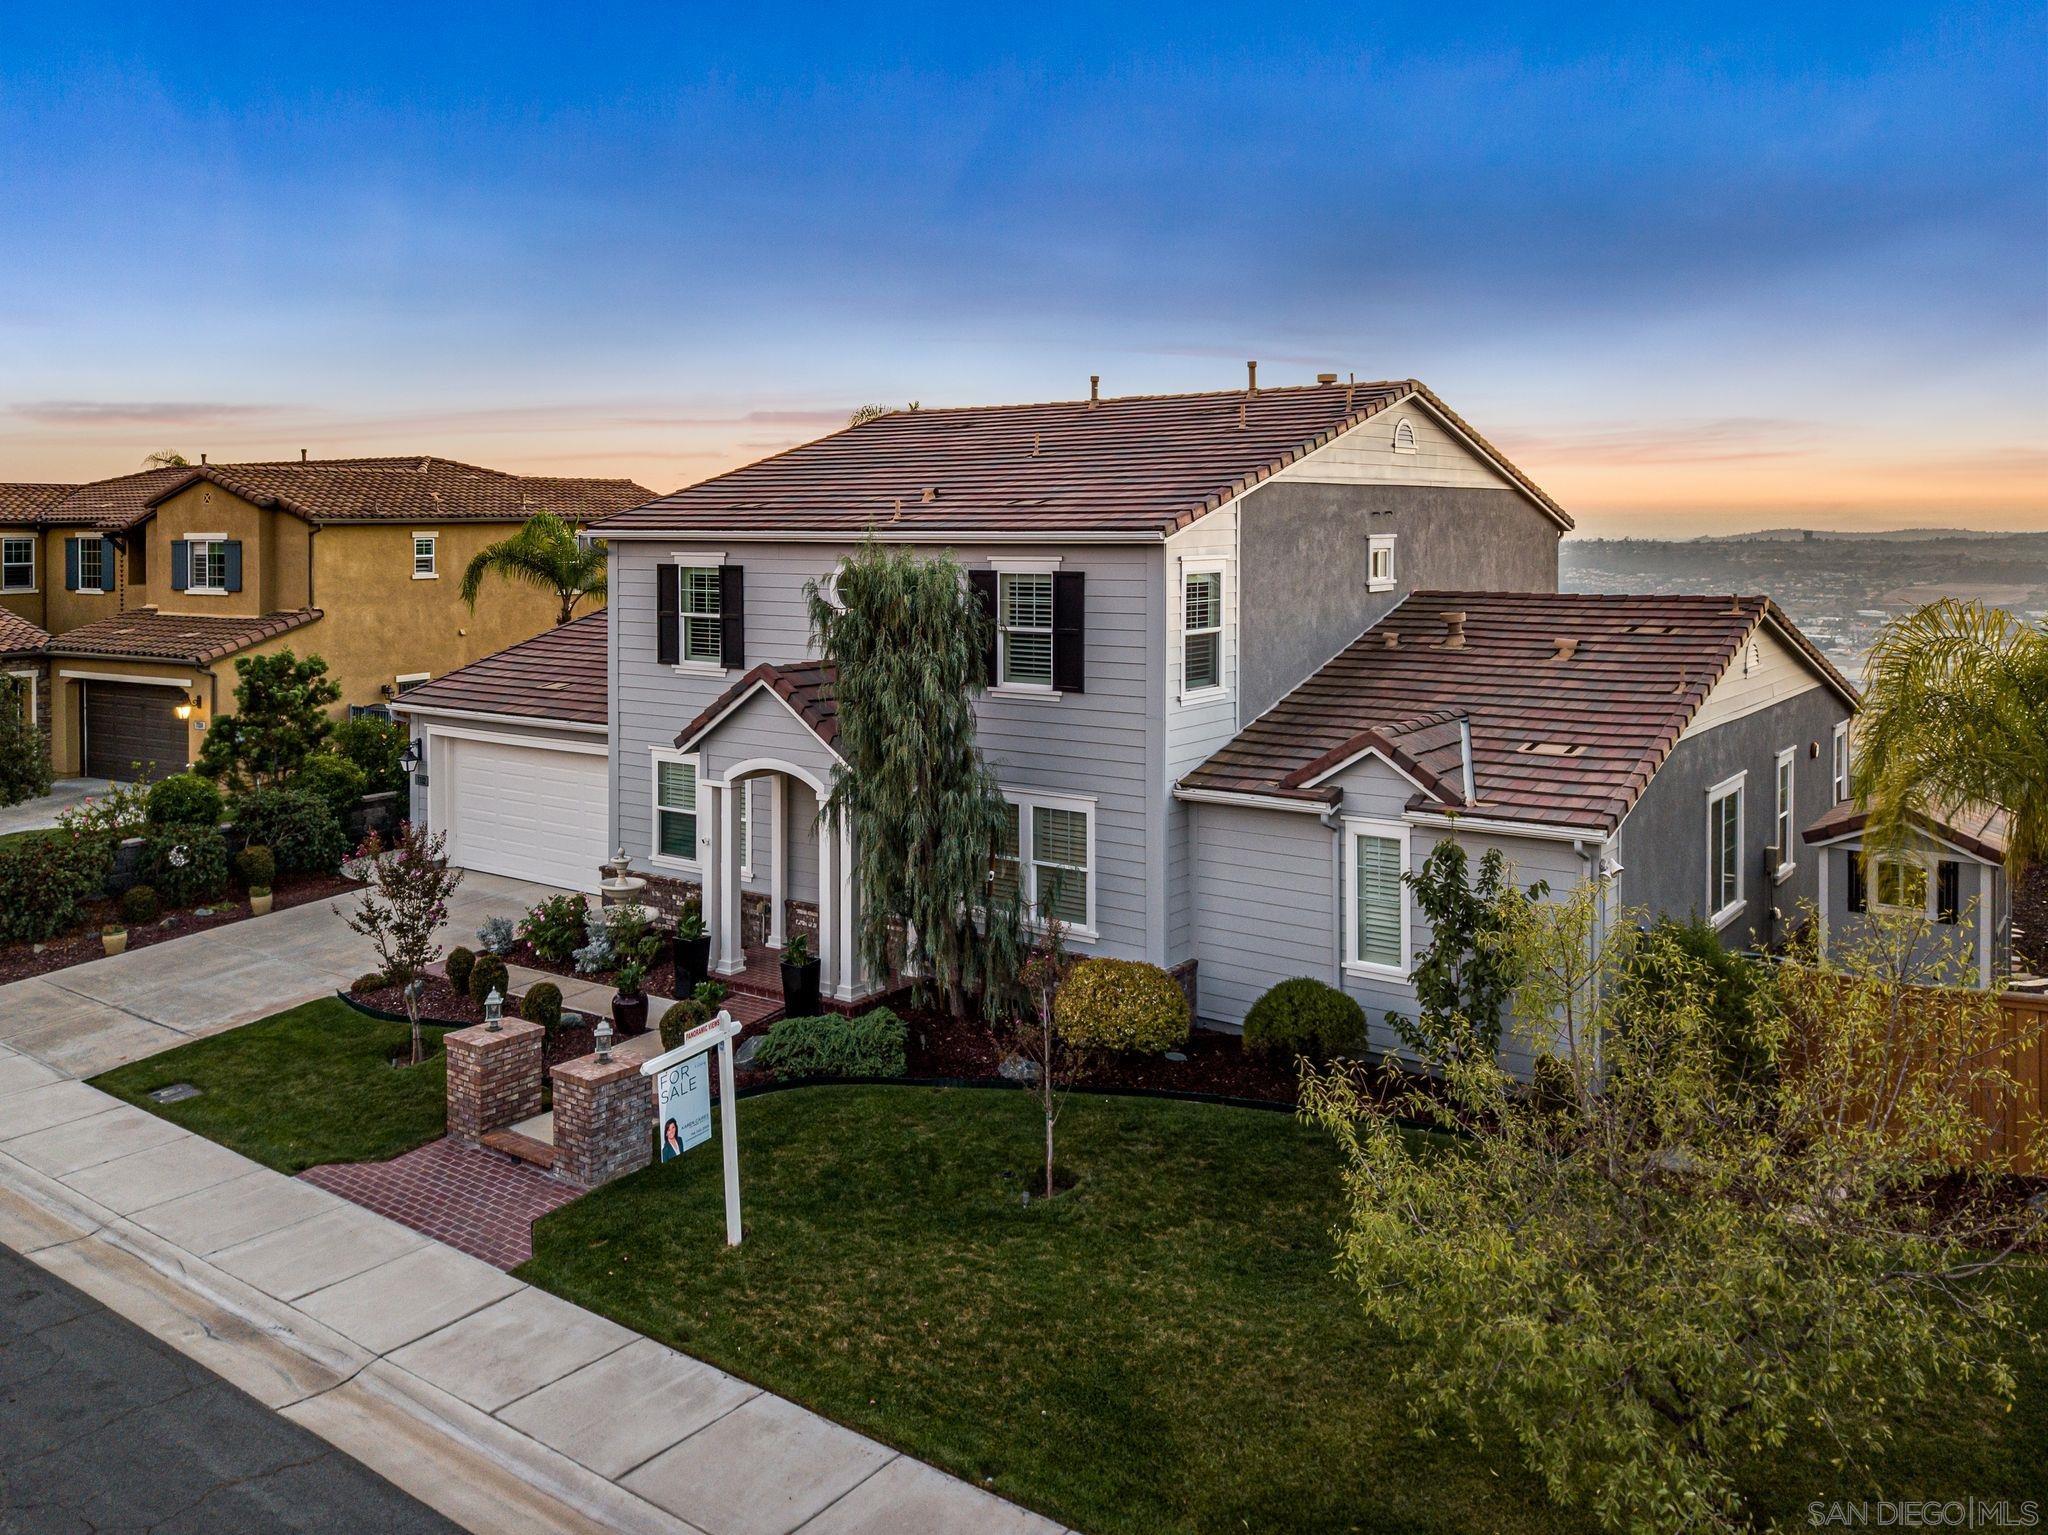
1089;375;1100;406
1458;718;1476;804
1553;636;1579;661
1317;372;1339;385
300;448;308;462
200;453;207;464
1247;360;1258;394
1381;630;1400;649
1441;610;1466;649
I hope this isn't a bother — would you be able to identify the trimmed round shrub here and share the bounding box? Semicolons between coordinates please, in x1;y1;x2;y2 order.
659;999;710;1051
1243;976;1366;1058
119;883;162;925
234;843;275;892
142;824;230;909
522;981;564;1031
351;972;387;993
233;787;346;876
1053;958;1190;1054
294;753;369;823
145;773;223;830
445;945;476;994
468;952;510;1007
751;1009;908;1080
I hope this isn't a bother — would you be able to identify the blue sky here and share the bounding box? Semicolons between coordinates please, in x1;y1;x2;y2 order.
2;2;2043;532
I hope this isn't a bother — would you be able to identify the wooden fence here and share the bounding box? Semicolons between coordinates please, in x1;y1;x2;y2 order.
1971;991;2047;1177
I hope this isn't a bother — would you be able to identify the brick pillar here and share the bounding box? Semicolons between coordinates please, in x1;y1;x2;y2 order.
445;1019;545;1147
551;1053;654;1189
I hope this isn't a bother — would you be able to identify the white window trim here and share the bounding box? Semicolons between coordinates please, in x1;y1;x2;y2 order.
1872;852;1932;915
71;533;114;595
412;531;438;579
7;668;36;724
1831;720;1850;805
1367;534;1396;593
1773;746;1797;883
1706;770;1746;930
995;569;1057;693
649;746;704;870
671;559;727;672
1342;816;1412;979
1;535;35;594
1177;558;1227;703
183;533;228;596
737;778;754;881
996;788;1098;943
394;671;431;694
1391;417;1418;454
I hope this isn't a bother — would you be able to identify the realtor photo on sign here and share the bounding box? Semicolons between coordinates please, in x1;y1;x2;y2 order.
658;1054;713;1162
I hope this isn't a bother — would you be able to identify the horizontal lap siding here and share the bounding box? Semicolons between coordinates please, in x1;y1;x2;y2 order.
1193;806;1336;1028
1165;507;1238;964
612;540;1160;959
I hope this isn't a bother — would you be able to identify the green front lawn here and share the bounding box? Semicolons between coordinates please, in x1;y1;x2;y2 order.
92;998;450;1173
520;1086;2048;1535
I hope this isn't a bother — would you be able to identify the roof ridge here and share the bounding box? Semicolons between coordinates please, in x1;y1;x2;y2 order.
836;379;1413;418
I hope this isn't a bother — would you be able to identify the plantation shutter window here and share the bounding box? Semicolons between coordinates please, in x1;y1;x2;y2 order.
656;564;680;665
655;758;698;861
3;536;35;592
170;539;188;592
1936;860;1961;925
1183;570;1222;692
998;572;1054;687
679;567;723;665
1846;851;1868;913
1052;571;1086;693
968;570;998;686
719;564;745;669
1031;806;1090;927
1351;831;1405;971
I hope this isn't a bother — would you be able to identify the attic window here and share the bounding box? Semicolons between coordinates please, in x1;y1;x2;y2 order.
1517;741;1587;758
1392;418;1418;454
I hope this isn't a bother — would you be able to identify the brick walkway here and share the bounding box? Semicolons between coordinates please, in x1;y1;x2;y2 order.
299;1138;581;1271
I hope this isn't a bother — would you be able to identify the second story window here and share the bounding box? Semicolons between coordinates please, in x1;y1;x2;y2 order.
680;566;724;664
187;539;228;593
1;536;32;592
1367;534;1396;593
77;536;105;593
1832;721;1850;804
1182;568;1222;693
999;572;1054;688
413;534;437;578
1707;772;1744;927
1773;747;1796;880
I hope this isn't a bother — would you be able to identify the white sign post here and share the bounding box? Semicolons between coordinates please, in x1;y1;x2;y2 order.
638;1010;745;1245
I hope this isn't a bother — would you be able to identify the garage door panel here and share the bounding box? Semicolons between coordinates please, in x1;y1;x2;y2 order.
85;683;187;781
443;738;608;893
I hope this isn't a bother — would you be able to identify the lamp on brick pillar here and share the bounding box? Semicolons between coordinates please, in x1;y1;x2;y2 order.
593;1017;614;1063
484;987;503;1032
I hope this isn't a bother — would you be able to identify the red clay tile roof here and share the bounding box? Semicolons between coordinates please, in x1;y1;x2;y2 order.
1180;591;1854;834
43;608;322;667
1;459;650;533
593;381;1572;539
391;611;608;727
0;610;50;657
1803;798;2009;864
675;660;840;755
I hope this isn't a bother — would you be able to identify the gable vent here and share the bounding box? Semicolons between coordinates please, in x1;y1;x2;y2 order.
1516;741;1586;758
1392;418;1418;454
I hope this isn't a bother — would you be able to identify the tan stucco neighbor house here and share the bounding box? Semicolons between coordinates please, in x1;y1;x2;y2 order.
0;457;648;779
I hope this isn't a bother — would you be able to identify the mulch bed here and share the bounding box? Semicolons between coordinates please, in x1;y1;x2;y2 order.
352;975;607;1070
498;937;683;1004
0;871;361;988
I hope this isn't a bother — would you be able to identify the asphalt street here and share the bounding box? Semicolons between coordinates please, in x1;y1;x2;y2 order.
0;1240;463;1534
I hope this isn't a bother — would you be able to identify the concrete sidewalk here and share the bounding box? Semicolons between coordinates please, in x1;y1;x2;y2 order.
0;885;1068;1535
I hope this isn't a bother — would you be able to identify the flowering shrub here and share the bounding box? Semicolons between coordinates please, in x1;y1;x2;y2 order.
519;894;588;965
56;776;151;843
142;825;229;908
342;825;463;1064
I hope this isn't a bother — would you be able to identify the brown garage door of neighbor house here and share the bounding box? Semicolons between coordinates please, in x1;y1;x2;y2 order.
84;682;188;781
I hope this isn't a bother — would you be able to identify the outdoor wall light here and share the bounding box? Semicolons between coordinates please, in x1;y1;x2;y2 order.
398;740;424;775
173;694;199;721
483;987;503;1032
593;1017;614;1063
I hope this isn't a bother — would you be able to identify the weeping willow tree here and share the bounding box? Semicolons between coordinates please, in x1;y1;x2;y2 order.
808;541;1028;1018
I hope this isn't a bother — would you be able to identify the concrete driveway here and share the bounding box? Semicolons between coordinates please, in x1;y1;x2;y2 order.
0;872;563;1080
0;777;118;838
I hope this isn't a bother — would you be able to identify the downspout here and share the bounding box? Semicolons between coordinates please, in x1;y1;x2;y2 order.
1320;803;1345;991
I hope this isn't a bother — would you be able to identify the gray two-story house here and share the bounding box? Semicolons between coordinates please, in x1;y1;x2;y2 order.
401;377;1870;1058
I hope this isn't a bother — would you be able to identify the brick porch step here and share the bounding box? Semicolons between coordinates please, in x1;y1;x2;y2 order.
481;1128;558;1171
723;989;783;1029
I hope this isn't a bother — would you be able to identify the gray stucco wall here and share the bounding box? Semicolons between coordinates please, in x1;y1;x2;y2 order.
1615;683;1851;949
1819;837;2006;988
1236;482;1560;720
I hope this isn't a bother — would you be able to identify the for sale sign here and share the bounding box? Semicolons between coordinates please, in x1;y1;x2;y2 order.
656;1055;712;1161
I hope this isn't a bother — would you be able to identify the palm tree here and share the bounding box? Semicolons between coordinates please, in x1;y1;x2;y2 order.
142;449;190;469
458;512;606;626
1855;600;2046;948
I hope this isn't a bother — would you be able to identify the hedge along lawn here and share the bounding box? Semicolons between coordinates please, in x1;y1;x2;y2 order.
520;1085;1573;1535
91;998;452;1174
518;1085;2048;1535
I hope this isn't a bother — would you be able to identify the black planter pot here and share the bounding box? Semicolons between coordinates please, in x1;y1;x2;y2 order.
611;991;650;1036
780;958;822;1018
673;934;711;994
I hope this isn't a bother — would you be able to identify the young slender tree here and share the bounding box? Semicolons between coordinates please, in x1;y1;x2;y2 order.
458;511;607;626
341;824;463;1065
807;541;1028;1019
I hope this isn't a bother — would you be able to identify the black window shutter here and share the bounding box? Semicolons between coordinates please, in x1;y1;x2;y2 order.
65;539;80;592
1846;851;1867;913
1052;571;1086;693
655;564;679;666
968;570;998;686
99;537;117;591
224;540;243;593
170;540;189;592
1936;860;1960;925
719;565;745;669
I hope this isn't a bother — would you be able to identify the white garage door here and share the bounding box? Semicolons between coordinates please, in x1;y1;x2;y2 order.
444;737;609;893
